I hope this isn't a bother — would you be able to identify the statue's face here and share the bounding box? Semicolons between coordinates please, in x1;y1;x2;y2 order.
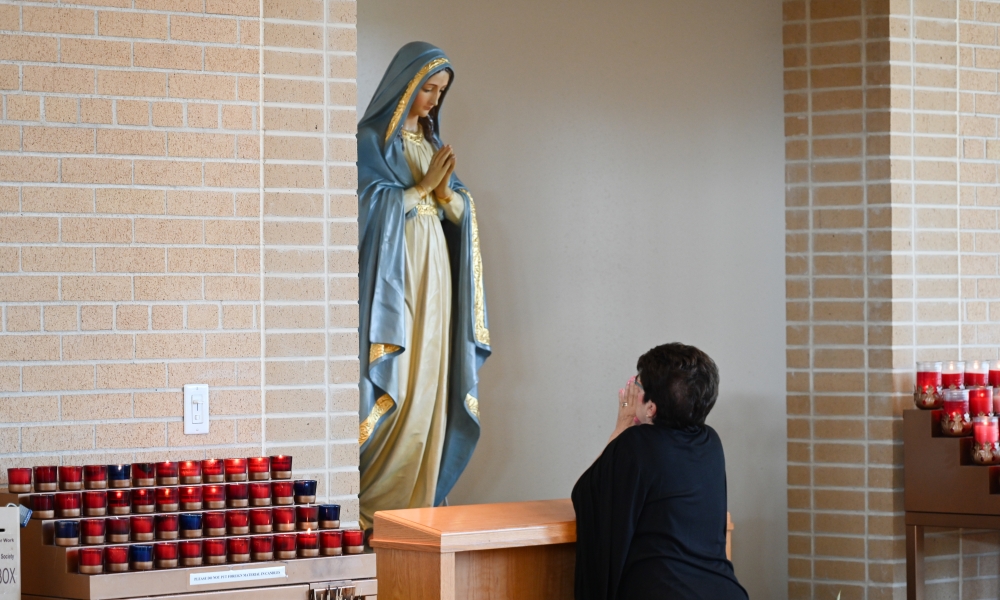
410;71;450;119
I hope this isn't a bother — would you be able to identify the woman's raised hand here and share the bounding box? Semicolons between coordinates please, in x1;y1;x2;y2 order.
608;377;642;444
419;145;456;194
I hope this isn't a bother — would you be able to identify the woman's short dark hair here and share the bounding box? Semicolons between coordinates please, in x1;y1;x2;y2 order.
637;343;719;429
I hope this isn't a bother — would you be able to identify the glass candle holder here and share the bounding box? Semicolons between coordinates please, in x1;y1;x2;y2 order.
204;538;227;565
248;457;270;481
274;533;297;559
179;485;203;511
990;360;1000;389
130;544;154;571
56;492;82;518
154;542;178;569
343;530;364;555
203;484;226;509
273;506;296;532
81;518;106;545
155;513;179;540
131;488;154;513
297;530;319;557
227;483;249;508
942;388;973;437
228;537;250;563
270;455;292;480
54;520;80;547
203;511;227;537
251;535;274;561
106;517;130;543
320;530;343;556
33;466;57;492
78;547;104;574
973;416;1000;465
915;361;943;409
7;468;31;493
272;481;294;505
319;504;341;529
108;489;131;515
179;513;203;538
131;463;155;487
31;494;55;519
226;509;250;535
131;515;154;542
108;464;130;488
180;540;203;567
84;465;107;490
250;482;272;506
179;461;202;484
970;386;993;417
293;480;317;504
251;508;273;533
83;490;107;516
156;462;179;486
296;505;318;531
224;458;247;482
156;486;179;512
202;459;225;483
59;466;84;491
943;361;965;389
967;360;989;387
105;545;129;572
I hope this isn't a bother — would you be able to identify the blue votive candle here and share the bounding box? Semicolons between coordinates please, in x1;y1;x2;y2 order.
108;464;130;489
293;479;317;504
130;544;154;571
54;520;80;547
179;513;203;539
319;504;341;529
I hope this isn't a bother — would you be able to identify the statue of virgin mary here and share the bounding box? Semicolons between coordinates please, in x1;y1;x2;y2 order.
356;42;491;528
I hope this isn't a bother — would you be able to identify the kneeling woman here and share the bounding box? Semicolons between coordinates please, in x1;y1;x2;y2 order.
572;343;747;600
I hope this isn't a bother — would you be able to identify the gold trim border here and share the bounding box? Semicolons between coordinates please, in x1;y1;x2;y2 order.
359;393;394;445
384;57;450;144
465;394;480;420
466;192;490;346
369;343;401;364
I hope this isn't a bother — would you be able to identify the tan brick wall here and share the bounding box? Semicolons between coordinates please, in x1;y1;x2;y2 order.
0;0;359;521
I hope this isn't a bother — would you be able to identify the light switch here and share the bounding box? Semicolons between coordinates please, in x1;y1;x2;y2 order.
184;384;210;435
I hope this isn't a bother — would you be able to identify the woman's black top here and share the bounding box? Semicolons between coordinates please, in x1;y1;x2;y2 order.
571;424;747;600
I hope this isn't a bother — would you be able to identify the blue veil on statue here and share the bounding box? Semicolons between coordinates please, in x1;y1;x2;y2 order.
357;42;491;518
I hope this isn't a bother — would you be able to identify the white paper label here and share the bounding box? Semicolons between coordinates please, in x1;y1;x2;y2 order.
189;566;286;586
0;506;20;600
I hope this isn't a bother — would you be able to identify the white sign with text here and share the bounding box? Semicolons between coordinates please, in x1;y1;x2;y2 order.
189;566;286;586
0;505;20;600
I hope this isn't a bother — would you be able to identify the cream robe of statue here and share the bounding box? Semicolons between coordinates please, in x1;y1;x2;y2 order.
358;128;465;528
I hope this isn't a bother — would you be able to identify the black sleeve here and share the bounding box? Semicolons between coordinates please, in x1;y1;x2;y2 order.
571;429;648;600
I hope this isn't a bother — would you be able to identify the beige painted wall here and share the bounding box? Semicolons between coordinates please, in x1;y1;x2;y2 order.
359;0;787;596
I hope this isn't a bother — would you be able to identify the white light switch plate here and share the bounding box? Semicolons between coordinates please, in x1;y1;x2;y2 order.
184;384;209;435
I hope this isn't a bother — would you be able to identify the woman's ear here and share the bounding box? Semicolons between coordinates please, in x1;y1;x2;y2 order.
646;399;657;421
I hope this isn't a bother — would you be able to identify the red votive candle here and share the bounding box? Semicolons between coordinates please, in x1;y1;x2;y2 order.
224;458;247;482
132;487;154;513
179;540;203;566
320;530;343;556
180;485;203;510
203;511;227;537
59;465;84;491
155;542;178;569
156;462;179;486
33;466;58;492
156;486;179;512
79;547;104;574
132;463;155;487
56;492;82;517
973;416;1000;465
273;506;296;532
251;535;274;561
343;530;364;555
156;513;179;540
31;494;55;519
81;518;106;545
270;455;292;480
179;461;202;484
105;545;129;572
297;530;319;557
227;509;250;535
203;485;226;509
250;482;272;506
228;537;250;563
274;533;296;559
7;468;32;493
272;481;294;505
990;360;1000;389
943;360;965;389
915;361;943;409
204;538;227;565
83;490;107;516
106;517;130;543
84;465;107;489
942;388;973;437
202;459;225;483
248;457;270;481
251;508;273;533
131;515;154;541
296;505;318;530
967;360;989;387
970;386;993;417
227;482;249;508
108;489;131;515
